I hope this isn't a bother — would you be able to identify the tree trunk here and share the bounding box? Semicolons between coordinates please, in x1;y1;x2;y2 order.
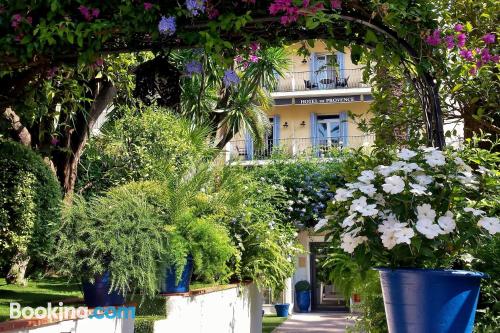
52;80;116;199
1;107;31;146
6;251;30;286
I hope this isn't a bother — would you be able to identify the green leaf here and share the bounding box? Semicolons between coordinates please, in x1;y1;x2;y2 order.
364;30;378;44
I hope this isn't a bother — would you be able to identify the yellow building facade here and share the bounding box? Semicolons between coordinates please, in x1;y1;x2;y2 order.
226;41;374;162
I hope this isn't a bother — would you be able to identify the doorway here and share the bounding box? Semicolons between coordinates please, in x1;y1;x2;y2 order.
309;242;348;312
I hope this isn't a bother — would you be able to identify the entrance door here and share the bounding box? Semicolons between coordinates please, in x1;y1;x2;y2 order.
309;242;348;311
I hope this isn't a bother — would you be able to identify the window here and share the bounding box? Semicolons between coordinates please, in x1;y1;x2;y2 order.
317;115;340;147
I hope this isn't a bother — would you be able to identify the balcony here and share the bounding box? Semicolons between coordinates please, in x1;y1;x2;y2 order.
272;68;368;93
225;135;375;162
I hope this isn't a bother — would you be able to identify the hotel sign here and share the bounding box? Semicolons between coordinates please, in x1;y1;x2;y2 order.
295;95;361;105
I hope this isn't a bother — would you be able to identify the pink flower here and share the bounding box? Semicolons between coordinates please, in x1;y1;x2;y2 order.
50;137;59;146
331;0;342;9
79;5;91;20
249;55;260;63
469;67;477;76
26;16;33;25
444;35;454;49
454;24;463;32
91;8;100;18
11;14;22;29
491;55;500;63
249;42;261;52
456;33;466;48
234;55;244;63
425;29;441;46
482;33;496;44
95;58;104;67
476;60;483;69
143;2;153;10
207;7;219;19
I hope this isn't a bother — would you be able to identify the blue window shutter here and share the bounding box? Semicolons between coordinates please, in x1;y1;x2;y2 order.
310;113;318;148
273;115;280;147
339;112;348;147
244;132;254;160
337;52;345;79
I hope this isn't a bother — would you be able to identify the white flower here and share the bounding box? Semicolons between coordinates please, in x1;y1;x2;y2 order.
394;227;415;245
409;183;430;196
346;182;364;190
421;146;438;152
457;172;478;187
477;166;491;175
314;218;328;231
425;150;446;167
334;188;353;202
414;174;433;186
358;183;377;197
416;219;442;239
416;204;436;221
464;207;486;216
437;211;456;234
477;217;500;235
380;232;398;250
382;175;405;194
358;170;376;183
390;161;407;171
398;148;417;160
350;196;378;217
340;233;368;254
377;165;395;177
342;213;358;228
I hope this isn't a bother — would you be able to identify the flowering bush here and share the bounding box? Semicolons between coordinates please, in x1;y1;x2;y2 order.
318;145;499;268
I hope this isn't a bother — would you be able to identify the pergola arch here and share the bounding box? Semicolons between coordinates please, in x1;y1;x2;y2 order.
0;0;446;147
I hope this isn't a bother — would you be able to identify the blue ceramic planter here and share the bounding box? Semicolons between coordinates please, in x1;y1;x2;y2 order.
274;303;290;317
296;290;310;312
377;268;487;333
162;255;194;293
82;272;125;307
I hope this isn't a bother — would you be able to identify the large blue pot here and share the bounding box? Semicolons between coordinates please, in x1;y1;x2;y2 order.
296;290;310;312
82;272;125;307
377;268;487;333
274;303;290;317
162;255;194;293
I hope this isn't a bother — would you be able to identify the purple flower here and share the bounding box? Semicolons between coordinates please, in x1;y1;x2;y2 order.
425;29;441;46
459;49;473;61
234;55;244;63
50;137;59;146
482;33;496;44
444;35;455;49
454;24;463;32
456;33;466;48
186;0;206;16
491;55;500;63
249;42;261;52
144;2;153;10
91;8;100;19
223;69;240;87
480;48;491;62
158;16;176;35
469;67;477;76
185;60;203;76
11;14;22;29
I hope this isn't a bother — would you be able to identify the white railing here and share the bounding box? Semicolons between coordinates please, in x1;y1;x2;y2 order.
226;135;375;162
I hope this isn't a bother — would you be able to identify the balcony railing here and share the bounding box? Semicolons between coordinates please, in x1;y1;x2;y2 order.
226;135;375;162
272;69;369;93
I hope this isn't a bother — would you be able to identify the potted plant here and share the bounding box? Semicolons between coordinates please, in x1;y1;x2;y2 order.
319;145;499;333
52;182;169;306
294;280;311;312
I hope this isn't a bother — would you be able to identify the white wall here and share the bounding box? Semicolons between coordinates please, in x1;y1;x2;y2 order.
3;316;134;333
155;283;263;333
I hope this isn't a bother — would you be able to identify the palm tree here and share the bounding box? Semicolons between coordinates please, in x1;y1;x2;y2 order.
172;47;290;149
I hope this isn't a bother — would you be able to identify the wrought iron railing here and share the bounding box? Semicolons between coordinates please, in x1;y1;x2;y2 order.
272;69;369;92
226;135;375;162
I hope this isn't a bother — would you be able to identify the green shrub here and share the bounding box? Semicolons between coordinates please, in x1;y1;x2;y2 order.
77;106;214;197
0;139;61;276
